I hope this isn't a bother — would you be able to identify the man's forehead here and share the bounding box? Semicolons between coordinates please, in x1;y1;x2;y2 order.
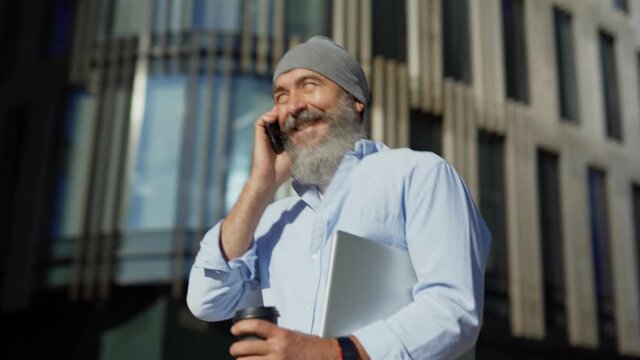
273;68;332;87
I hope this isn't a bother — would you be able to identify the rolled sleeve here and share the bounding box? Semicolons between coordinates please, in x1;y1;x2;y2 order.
187;221;262;321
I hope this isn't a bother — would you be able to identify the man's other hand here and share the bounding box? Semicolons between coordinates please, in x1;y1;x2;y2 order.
230;319;340;360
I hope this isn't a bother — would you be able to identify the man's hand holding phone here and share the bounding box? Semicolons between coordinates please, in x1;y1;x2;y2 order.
249;107;291;195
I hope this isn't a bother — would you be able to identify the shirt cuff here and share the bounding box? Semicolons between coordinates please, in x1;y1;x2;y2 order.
193;221;258;280
352;320;410;359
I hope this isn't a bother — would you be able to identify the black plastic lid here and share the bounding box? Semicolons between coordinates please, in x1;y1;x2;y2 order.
233;306;280;322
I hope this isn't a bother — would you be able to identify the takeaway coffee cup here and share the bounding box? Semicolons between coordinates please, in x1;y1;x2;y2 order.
232;306;280;341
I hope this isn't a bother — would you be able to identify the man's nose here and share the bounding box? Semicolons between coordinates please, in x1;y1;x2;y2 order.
285;94;307;118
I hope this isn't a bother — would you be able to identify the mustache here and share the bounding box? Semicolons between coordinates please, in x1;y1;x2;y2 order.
283;109;328;133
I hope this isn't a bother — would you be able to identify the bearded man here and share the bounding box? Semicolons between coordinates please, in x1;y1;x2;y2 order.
187;36;491;360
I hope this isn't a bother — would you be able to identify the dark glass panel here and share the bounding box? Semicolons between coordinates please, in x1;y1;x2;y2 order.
598;31;622;141
537;150;566;342
553;7;579;122
502;0;529;103
409;110;442;156
587;167;616;349
443;0;472;84
478;131;509;331
372;0;407;61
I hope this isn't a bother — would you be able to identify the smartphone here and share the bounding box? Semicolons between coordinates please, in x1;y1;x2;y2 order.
264;121;285;154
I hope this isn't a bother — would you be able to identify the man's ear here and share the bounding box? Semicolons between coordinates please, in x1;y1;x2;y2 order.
353;101;365;115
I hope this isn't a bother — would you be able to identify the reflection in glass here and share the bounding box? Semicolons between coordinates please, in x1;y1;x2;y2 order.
224;75;273;213
113;0;149;37
51;91;96;238
126;75;187;231
192;0;242;32
186;77;212;230
285;0;328;40
204;75;225;228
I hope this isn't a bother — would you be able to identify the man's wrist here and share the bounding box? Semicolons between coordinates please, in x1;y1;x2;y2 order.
245;175;279;199
336;336;358;360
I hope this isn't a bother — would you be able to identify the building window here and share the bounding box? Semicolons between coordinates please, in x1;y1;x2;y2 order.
112;0;151;37
633;184;640;309
51;92;97;239
409;110;442;156
372;0;407;61
443;0;472;84
224;75;273;213
613;0;629;13
285;0;330;40
598;31;622;141
0;1;23;81
478;131;509;331
553;7;579;122
192;0;242;32
126;75;188;231
124;70;272;231
502;0;529;103
537;150;566;342
637;52;640;110
39;0;72;58
0;105;29;282
587;167;616;350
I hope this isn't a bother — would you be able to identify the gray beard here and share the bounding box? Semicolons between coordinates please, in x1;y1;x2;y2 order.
284;94;365;189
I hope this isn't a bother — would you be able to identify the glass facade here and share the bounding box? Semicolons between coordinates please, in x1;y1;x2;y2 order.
53;91;97;238
48;92;96;287
191;0;242;32
224;75;273;212
127;75;187;231
285;0;329;39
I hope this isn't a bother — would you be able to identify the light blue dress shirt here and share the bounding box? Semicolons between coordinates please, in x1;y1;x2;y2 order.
187;139;491;359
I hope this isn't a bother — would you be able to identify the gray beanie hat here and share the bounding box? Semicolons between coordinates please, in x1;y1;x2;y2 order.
273;36;370;105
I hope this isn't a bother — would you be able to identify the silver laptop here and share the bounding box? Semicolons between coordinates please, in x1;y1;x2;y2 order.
318;230;475;360
318;230;417;338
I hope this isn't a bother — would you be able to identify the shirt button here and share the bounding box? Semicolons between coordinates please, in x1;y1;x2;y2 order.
312;254;319;260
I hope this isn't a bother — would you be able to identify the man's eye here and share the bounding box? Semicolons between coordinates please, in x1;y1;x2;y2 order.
303;81;317;89
276;94;289;104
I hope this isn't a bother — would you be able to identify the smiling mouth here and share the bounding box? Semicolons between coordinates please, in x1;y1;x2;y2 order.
294;118;320;131
285;116;323;135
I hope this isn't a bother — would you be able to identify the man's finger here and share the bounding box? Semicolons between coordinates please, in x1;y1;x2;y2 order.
231;319;278;339
229;338;269;357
